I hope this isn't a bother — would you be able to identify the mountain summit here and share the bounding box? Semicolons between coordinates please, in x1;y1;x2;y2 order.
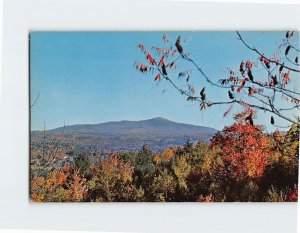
32;118;217;152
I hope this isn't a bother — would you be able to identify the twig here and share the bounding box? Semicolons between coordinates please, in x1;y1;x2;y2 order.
236;31;300;73
30;91;40;108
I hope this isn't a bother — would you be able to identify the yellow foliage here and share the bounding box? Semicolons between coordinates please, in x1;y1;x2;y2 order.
30;176;46;202
172;156;191;190
151;170;176;201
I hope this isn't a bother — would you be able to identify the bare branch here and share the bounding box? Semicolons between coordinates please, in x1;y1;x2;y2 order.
30;91;40;108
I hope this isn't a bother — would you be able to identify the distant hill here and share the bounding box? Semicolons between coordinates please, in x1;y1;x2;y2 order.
31;117;218;153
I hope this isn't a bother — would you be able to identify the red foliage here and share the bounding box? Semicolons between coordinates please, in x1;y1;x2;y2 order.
138;43;156;65
237;78;248;93
154;74;161;81
248;87;255;96
238;100;254;114
152;47;177;56
162;33;169;43
134;62;149;73
223;105;233;117
281;71;291;87
146;53;156;66
189;84;195;94
211;123;274;181
158;55;165;66
287;185;298;202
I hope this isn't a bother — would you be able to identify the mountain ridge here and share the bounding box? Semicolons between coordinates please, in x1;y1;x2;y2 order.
31;117;218;153
35;117;216;133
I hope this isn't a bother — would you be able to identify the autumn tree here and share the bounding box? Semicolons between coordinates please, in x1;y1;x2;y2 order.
87;155;137;202
210;123;275;201
153;147;191;201
261;123;299;201
117;145;157;201
150;168;176;201
211;123;274;180
134;31;299;202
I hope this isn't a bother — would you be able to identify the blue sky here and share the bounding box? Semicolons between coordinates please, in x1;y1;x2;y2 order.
30;31;299;131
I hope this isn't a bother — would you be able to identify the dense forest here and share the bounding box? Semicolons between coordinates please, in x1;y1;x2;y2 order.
30;122;298;202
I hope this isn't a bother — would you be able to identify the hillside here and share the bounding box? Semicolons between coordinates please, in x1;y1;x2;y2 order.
31;117;217;153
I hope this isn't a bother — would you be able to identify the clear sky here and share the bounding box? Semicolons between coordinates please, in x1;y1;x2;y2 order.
30;31;299;131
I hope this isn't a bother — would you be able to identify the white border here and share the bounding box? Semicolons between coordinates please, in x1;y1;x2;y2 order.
0;0;299;233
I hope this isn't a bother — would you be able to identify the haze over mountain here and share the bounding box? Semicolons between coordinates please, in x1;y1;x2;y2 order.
31;117;218;153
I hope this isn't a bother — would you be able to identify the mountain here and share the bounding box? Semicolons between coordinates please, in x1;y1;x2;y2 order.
31;117;218;153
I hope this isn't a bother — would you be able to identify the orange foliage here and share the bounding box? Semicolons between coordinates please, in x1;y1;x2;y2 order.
211;123;274;181
66;169;88;202
31;165;87;202
30;176;46;202
62;165;88;202
154;148;176;164
47;170;67;186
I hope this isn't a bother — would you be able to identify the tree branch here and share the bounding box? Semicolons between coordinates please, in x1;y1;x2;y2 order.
30;91;40;108
236;31;300;73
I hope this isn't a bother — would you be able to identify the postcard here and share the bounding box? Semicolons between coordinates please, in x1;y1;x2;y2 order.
30;31;299;202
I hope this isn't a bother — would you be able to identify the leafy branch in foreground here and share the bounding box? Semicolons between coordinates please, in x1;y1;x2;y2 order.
135;32;300;127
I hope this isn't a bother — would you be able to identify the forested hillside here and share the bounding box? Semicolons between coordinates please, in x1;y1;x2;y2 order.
31;117;216;153
30;123;298;202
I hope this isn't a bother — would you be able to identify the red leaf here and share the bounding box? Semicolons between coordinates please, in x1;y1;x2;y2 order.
223;105;233;117
282;71;291;87
237;79;246;93
167;61;176;69
134;62;148;73
154;74;161;81
248;87;255;96
162;34;169;43
158;55;165;66
189;85;195;94
146;52;156;65
245;61;253;69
